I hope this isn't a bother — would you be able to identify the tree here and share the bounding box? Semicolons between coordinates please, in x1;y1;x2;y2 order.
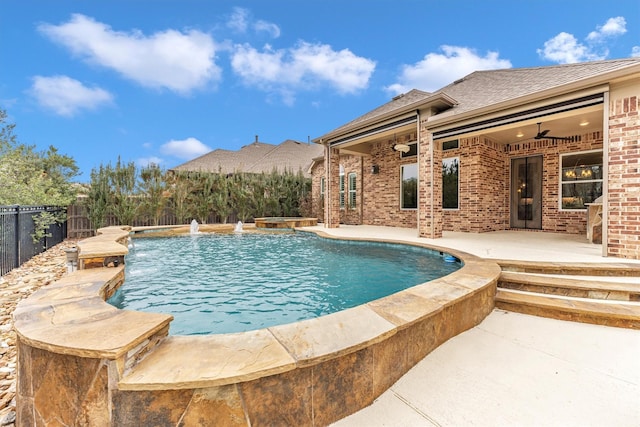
108;157;138;226
85;165;111;230
0;109;79;241
167;171;194;225
139;163;167;226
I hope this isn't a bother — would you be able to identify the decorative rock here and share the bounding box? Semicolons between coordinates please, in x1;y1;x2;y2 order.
0;410;15;425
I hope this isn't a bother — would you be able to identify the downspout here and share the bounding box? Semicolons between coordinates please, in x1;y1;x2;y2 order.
601;91;609;257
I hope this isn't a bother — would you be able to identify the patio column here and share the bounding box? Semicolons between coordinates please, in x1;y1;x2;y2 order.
418;129;443;238
324;145;341;228
606;89;640;259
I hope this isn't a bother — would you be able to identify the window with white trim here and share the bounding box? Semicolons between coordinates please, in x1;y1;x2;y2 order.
401;163;418;209
442;157;459;209
348;172;357;209
560;150;603;210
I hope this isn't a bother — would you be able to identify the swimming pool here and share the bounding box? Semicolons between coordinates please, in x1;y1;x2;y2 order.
108;232;461;335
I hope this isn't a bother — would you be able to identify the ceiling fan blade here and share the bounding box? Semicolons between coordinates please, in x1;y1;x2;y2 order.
539;129;550;137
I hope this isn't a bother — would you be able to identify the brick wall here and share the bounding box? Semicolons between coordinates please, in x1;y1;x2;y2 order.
310;161;325;222
607;92;640;259
315;129;605;237
364;133;418;228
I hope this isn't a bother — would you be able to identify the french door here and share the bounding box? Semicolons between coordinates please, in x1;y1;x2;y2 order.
510;156;542;229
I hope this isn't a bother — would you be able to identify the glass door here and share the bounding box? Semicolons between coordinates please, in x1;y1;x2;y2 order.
510;156;542;229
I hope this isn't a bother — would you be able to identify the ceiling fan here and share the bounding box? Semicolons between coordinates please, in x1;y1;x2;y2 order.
534;122;571;141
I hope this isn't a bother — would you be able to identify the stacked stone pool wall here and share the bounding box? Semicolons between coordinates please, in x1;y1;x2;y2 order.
14;226;500;425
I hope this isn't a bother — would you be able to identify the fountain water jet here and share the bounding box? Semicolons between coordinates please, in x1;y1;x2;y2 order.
234;221;244;233
190;219;200;235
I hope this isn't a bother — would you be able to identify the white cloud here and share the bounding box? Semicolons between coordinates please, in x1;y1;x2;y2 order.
385;45;511;95
38;14;221;94
538;17;627;64
226;8;280;38
160;137;211;160
254;20;280;38
227;7;249;33
137;156;164;168
587;16;627;41
29;75;113;117
537;32;597;64
231;41;375;104
632;46;640;58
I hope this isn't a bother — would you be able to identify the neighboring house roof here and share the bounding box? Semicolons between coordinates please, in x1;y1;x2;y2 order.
171;139;324;177
316;58;640;141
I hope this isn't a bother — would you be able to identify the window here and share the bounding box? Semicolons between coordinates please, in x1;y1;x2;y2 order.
560;150;603;210
400;142;418;158
348;173;357;209
320;177;325;204
442;139;459;151
401;163;418;209
339;165;345;209
442;157;459;209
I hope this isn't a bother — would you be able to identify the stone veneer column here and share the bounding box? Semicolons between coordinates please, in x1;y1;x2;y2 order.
607;92;640;259
324;146;341;228
418;127;443;238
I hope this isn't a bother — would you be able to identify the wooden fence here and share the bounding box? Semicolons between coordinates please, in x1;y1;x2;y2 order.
66;204;238;239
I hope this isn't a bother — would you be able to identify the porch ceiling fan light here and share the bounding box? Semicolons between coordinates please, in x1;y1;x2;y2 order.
394;144;410;153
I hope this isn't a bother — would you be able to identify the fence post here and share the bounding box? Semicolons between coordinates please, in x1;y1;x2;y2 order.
13;205;20;270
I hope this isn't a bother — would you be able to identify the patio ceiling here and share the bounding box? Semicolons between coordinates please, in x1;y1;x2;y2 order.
461;106;604;145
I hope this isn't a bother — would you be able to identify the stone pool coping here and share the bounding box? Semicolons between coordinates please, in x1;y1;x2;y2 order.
14;226;501;425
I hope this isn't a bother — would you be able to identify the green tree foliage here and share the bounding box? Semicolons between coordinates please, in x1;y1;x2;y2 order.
108;157;139;226
0;109;79;241
85;165;111;230
82;160;312;227
139;163;167;226
166;171;194;224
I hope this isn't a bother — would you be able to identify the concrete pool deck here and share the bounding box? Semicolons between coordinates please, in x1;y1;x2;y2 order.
296;226;640;426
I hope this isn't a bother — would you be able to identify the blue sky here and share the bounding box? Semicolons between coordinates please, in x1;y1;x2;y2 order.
1;1;638;182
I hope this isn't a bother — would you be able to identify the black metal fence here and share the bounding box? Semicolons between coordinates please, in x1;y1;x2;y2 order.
0;205;67;276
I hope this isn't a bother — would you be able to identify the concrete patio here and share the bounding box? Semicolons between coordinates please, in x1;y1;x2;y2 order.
296;226;640;427
302;225;639;264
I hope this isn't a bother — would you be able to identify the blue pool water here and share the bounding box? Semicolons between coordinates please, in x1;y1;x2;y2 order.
108;232;461;335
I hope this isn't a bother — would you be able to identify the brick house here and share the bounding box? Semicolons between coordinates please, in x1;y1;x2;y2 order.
312;58;640;259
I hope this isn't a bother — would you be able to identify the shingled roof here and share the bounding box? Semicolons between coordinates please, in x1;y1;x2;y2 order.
171;139;324;177
432;57;640;119
318;57;640;139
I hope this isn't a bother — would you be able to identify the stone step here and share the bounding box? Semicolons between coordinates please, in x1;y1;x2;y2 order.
495;289;640;329
499;271;640;302
496;260;640;277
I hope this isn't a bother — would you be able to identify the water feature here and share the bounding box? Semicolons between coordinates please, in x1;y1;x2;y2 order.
190;219;200;235
108;232;461;335
234;221;244;233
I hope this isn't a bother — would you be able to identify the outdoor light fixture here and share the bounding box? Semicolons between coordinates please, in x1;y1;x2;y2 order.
580;120;590;126
394;144;410;153
371;165;379;174
516;131;524;138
